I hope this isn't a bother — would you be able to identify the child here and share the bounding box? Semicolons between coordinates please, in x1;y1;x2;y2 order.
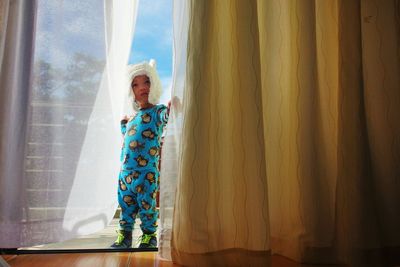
111;59;169;248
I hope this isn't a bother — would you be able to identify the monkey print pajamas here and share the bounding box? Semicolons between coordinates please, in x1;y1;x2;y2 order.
118;104;168;234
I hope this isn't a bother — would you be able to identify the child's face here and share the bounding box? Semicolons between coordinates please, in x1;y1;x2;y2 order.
132;75;151;104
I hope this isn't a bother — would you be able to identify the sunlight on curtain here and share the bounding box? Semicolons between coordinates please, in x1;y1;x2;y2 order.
259;1;400;265
158;0;189;260
168;1;271;266
164;0;400;266
0;0;138;247
257;0;340;262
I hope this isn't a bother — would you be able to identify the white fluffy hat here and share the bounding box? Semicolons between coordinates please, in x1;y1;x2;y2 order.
127;59;162;110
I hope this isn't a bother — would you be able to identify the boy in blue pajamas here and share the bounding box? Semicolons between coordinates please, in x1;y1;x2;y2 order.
111;59;169;248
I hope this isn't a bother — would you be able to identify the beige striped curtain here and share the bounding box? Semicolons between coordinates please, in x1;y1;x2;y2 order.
168;0;400;266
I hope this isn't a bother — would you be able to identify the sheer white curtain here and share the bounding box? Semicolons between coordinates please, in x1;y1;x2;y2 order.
159;0;189;260
0;0;138;248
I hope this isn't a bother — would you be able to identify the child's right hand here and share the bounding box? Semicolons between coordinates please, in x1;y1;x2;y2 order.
121;115;129;124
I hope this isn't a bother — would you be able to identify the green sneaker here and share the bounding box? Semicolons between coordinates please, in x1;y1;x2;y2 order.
110;230;132;248
138;233;157;248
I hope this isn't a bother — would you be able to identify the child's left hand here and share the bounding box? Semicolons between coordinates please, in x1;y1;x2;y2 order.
167;96;182;115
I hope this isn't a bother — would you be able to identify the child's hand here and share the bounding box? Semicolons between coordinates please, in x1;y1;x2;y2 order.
167;100;171;115
169;96;182;114
121;115;129;124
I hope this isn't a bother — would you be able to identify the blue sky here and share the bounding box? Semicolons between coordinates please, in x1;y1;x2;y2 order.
128;0;173;104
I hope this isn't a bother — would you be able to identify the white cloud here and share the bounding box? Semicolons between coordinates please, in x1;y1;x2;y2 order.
129;49;148;63
138;0;170;17
160;76;172;90
133;0;172;49
160;76;172;104
161;27;173;46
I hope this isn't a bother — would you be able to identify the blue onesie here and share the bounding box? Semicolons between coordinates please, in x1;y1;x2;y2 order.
118;104;168;234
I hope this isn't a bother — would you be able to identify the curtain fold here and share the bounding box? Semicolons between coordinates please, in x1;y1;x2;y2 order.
258;0;342;262
165;0;400;266
159;0;189;260
0;0;10;74
0;0;37;247
360;0;400;248
0;0;138;248
169;1;270;265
